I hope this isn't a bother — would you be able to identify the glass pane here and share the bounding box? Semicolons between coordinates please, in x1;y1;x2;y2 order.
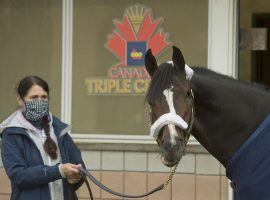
73;0;208;134
0;1;62;122
239;0;270;86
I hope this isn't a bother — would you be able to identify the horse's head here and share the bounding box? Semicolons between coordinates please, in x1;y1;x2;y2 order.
145;46;194;167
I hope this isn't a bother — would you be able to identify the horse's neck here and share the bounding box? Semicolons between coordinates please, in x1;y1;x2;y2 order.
190;69;270;167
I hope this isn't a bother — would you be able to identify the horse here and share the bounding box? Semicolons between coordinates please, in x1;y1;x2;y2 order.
144;46;270;200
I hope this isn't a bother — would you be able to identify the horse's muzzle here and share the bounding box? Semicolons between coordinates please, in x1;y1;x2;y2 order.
160;139;183;167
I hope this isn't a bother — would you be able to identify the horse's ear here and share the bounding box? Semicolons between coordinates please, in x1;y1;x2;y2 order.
172;46;185;72
145;49;157;77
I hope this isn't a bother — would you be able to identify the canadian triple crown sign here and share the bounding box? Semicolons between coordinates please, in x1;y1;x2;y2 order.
85;4;171;95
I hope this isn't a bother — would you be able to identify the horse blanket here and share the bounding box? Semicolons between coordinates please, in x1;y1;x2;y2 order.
227;113;270;200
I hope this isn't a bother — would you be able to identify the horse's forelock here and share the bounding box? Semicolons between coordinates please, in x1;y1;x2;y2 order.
146;63;178;104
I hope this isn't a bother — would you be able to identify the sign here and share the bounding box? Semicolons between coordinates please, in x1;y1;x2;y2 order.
239;28;267;51
85;4;171;95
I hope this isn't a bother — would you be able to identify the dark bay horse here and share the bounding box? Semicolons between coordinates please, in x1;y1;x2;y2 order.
145;46;270;199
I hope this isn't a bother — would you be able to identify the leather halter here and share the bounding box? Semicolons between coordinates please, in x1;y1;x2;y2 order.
150;89;195;148
77;89;195;199
184;89;195;145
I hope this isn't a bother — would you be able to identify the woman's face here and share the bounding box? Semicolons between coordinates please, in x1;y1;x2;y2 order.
17;85;48;106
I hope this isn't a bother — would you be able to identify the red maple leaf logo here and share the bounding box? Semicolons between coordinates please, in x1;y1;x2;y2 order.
105;4;171;67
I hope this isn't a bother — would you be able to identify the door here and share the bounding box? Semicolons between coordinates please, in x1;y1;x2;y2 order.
252;14;270;87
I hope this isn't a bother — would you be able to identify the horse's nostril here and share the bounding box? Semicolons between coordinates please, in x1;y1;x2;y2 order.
161;139;181;152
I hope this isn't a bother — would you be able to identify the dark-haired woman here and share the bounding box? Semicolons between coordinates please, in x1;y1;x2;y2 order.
0;75;85;200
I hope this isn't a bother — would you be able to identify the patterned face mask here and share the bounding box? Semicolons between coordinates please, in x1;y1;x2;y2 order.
23;100;49;121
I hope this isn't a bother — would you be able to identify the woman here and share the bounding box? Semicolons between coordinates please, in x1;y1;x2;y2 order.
0;75;85;200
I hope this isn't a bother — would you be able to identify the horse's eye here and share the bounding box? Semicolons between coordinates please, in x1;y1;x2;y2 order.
148;100;154;106
186;90;194;98
185;91;194;105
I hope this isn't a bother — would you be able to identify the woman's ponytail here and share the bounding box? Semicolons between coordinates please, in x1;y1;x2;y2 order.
43;116;58;159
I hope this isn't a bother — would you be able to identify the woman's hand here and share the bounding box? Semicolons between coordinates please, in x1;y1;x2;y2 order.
61;163;81;178
67;173;82;184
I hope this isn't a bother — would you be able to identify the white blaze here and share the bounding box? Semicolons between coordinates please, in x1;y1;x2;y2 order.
163;87;178;145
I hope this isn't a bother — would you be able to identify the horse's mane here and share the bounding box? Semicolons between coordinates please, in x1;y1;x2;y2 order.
146;65;270;104
193;67;270;93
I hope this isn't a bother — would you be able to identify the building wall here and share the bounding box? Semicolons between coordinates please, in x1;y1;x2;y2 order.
0;0;62;120
0;1;238;200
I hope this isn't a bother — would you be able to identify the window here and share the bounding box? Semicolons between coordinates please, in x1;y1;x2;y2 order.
239;0;270;87
72;0;208;134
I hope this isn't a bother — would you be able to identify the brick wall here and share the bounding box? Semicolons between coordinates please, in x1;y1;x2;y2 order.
0;149;229;200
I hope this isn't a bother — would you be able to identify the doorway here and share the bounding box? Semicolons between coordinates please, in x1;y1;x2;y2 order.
252;14;270;87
